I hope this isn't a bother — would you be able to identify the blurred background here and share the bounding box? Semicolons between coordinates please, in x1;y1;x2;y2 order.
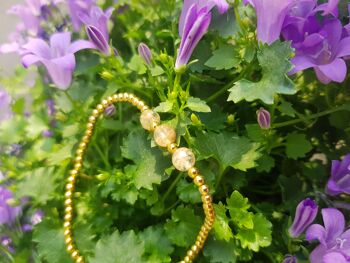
0;1;22;76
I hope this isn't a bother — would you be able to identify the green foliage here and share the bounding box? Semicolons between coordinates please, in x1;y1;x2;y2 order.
228;41;296;104
285;133;312;159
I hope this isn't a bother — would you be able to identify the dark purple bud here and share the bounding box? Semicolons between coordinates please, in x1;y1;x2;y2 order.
289;198;318;238
256;107;271;129
86;25;110;55
42;130;53;138
282;255;297;263
104;104;116;117
138;42;152;65
31;210;44;225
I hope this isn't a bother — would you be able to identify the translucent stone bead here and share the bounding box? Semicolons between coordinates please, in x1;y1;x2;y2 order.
140;110;160;131
154;125;176;147
172;147;196;172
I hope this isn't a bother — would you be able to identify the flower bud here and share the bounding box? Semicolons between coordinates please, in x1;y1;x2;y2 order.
256;107;270;129
104;104;116;117
86;25;110;55
288;198;318;238
138;42;152;65
282;255;297;263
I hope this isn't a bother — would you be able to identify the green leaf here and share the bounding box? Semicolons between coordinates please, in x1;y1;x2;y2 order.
121;130;171;190
213;203;233;241
228;41;296;104
127;55;147;74
0;116;26;144
205;45;239;70
33;221;73;263
154;101;174;112
150;65;164;76
47;141;76;166
16;167;57;204
227;191;253;229
89;230;146;263
285;133;312;159
278;100;296;117
203;238;237;263
256;155;275;173
194;132;252;171
164;205;202;247
236;213;272;252
140;226;174;262
233;143;261;171
176;179;202;204
186;97;211;113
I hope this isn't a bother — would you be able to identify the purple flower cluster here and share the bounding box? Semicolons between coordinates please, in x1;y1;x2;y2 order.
0;186;22;225
1;0;115;90
248;0;350;84
175;0;229;70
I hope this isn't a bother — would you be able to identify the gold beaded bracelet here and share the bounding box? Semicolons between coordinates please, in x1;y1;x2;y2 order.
63;93;215;263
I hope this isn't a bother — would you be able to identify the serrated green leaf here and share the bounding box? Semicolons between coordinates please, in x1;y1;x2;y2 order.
121;130;171;190
227;191;254;229
176;179;201;204
233;143;261;171
89;230;146;263
140;226;174;262
128;55;147;74
278;100;296;117
228;41;296;104
285;133;312;159
154;101;174;112
164;205;202;247
194;132;252;171
256;155;275;173
213;203;233;241
236;213;272;252
205;45;239;70
203;238;237;263
186;97;211;112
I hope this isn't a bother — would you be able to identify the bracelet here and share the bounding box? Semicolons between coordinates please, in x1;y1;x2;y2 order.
63;93;215;263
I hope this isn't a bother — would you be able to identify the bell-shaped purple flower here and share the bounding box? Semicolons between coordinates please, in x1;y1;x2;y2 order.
175;4;212;70
326;154;350;196
178;0;229;36
282;255;297;263
0;186;22;225
138;43;152;65
306;208;350;263
79;6;114;55
256;108;270;129
289;19;350;84
67;0;96;31
21;32;95;89
288;198;318;238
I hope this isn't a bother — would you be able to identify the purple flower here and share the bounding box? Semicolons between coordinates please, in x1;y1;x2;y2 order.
289;198;318;238
10;144;22;156
175;4;212;70
178;0;229;36
0;187;22;225
104;104;116;117
31;209;44;225
138;43;152;65
79;6;114;55
248;0;295;44
22;224;33;232
326;154;350;196
1;236;15;254
21;32;95;89
67;0;96;31
306;208;350;263
0;89;12;122
289;19;350;84
256;107;270;129
282;255;297;263
42;130;53;137
46;99;55;117
7;4;41;37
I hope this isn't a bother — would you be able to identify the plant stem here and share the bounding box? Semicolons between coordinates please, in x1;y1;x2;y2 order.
273;104;349;128
92;140;110;169
161;173;183;203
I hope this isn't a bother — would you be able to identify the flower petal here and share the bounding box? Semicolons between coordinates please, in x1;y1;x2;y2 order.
289;55;315;75
309;244;328;263
86;25;110;55
323;252;348;263
22;38;51;59
50;32;72;56
337;37;350;58
314;67;331;84
306;224;326;245
317;58;346;83
68;40;96;53
322;208;345;243
21;54;41;68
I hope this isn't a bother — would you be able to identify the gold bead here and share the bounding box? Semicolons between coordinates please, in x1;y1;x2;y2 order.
184;256;191;262
92;109;99;117
141;105;149;112
201;194;212;203
65;198;72;206
102;99;109;107
117;93;124;100
74;163;82;170
167;143;178;154
75;156;82;163
76;148;84;155
195;240;203;248
88;116;96;123
138;101;145;110
70;170;78;176
67;244;74;252
193;175;205;186
65;191;73;198
64;221;71;228
188;167;199;179
112;94;119;101
107;96;114;103
123;93;130;100
97;104;104;112
180;261;185;263
66;183;74;190
191;245;199;254
187;250;195;259
79;142;87;150
72;250;79;258
128;93;135;101
199;185;209;195
87;122;94;130
64;229;71;237
85;129;92;137
65;237;72;244
82;135;90;144
76;256;84;263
